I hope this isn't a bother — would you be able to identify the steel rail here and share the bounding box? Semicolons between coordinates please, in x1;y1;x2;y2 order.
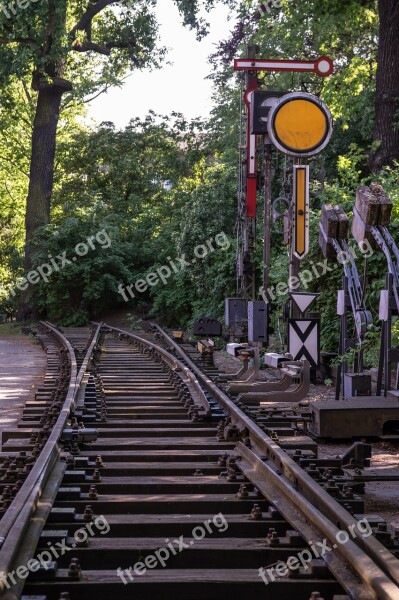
150;322;399;599
238;443;398;600
370;225;399;313
103;325;211;414
380;226;399;268
23;324;349;599
0;322;102;594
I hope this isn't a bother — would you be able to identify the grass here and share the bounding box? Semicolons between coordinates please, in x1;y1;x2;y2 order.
0;322;23;336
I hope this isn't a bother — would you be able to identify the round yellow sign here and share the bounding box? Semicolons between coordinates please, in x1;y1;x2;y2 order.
268;93;333;157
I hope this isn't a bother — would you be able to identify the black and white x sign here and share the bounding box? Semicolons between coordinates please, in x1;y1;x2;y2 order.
288;318;320;368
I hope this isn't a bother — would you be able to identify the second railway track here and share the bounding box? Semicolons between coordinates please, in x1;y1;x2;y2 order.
0;323;399;599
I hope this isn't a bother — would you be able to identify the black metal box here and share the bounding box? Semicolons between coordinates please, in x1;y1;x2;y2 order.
248;300;268;343
225;298;248;328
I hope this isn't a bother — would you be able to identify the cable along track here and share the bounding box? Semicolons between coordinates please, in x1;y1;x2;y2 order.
0;324;396;599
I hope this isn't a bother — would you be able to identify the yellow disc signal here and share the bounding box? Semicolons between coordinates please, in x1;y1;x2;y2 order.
267;92;333;157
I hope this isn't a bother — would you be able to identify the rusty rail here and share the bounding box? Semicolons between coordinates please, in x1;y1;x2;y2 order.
0;322;102;594
2;322;399;599
150;323;399;600
103;325;211;415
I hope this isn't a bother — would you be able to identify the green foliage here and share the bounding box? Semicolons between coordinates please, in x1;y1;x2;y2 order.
0;0;234;317
1;0;399;369
0;0;235;103
9;114;236;326
148;163;237;326
330;324;381;368
174;0;237;39
29;218;134;325
127;313;142;330
0;77;34;310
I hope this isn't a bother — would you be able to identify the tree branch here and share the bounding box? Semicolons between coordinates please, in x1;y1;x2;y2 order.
21;79;35;110
0;156;29;179
42;0;57;56
62;83;111;110
82;84;111;103
0;37;36;46
62;72;131;110
71;38;137;56
72;40;111;54
105;39;136;51
69;0;119;37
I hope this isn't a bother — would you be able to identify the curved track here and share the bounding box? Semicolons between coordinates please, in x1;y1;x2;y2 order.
0;324;398;599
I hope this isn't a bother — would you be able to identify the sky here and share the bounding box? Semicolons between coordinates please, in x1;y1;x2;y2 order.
87;1;235;129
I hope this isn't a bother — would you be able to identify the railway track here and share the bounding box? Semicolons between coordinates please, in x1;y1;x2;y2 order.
0;323;399;599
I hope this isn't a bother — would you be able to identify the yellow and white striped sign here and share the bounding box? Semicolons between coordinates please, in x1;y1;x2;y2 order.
293;165;310;260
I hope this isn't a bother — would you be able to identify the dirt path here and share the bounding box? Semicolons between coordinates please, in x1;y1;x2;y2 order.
0;333;46;432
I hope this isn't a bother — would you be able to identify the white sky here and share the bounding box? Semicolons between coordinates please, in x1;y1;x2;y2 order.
86;0;235;128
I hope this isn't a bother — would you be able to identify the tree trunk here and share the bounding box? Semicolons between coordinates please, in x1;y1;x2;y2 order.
25;77;72;258
18;77;72;320
369;0;399;171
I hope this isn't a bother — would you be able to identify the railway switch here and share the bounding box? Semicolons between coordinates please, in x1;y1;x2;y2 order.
60;428;98;444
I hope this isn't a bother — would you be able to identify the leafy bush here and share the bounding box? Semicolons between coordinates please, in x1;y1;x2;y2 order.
28;218;135;325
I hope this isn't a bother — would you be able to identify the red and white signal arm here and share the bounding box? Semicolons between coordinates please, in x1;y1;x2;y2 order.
244;89;257;177
244;89;258;218
234;57;334;78
267;92;333;158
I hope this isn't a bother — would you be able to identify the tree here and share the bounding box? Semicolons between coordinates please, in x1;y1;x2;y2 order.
212;0;399;172
0;0;233;315
23;112;216;323
0;71;89;316
370;0;399;171
0;77;37;317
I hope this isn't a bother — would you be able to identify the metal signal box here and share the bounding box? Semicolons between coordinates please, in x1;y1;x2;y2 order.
251;91;288;134
225;298;248;328
193;317;222;337
248;300;268;343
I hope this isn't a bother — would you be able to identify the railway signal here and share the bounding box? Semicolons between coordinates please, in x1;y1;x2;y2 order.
230;48;334;352
235;59;333;219
287;317;320;368
289;292;319;315
244;89;258;218
251;90;288;134
293;165;310;260
319;204;372;399
234;56;334;77
267;93;333;158
351;185;398;396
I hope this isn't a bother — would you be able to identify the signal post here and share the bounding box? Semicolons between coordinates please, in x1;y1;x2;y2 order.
228;52;334;365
